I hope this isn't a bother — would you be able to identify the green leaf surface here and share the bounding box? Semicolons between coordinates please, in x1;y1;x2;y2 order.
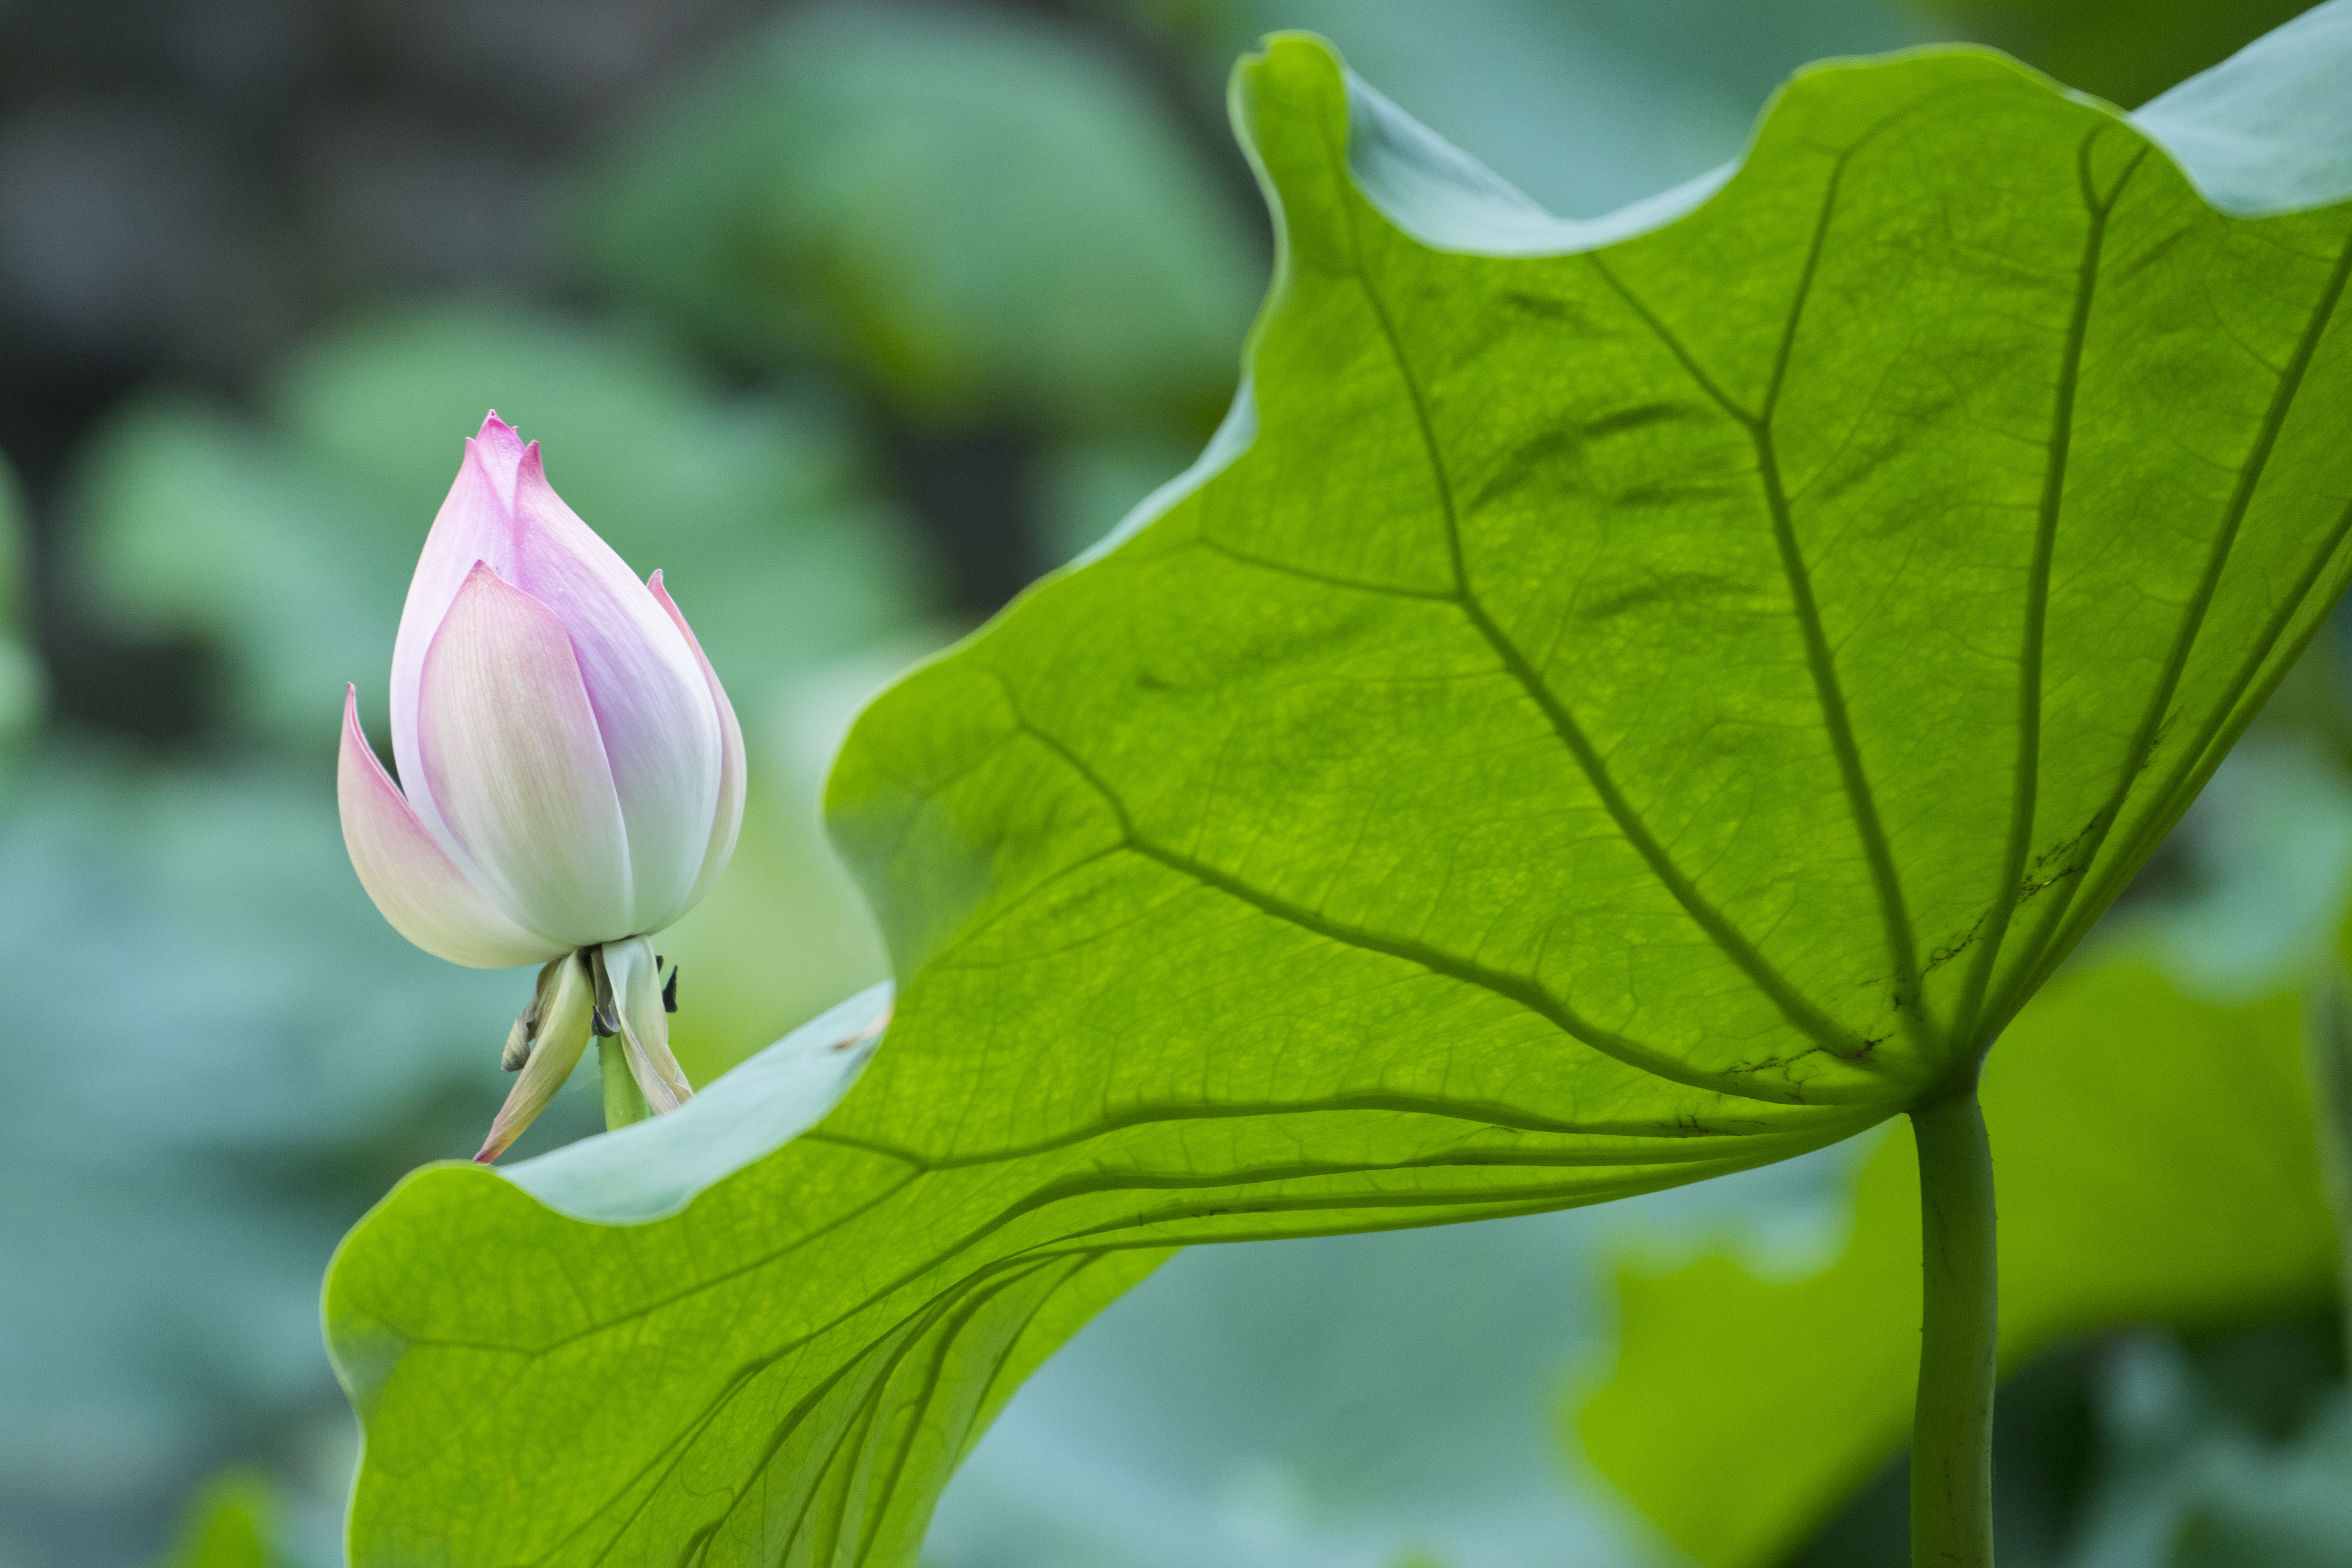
1575;947;2340;1568
330;27;2352;1564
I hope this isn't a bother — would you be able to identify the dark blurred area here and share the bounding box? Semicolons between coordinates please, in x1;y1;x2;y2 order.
0;0;746;736
0;0;1287;758
0;2;2341;1566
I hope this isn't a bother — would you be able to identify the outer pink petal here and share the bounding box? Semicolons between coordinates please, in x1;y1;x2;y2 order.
336;685;561;968
650;569;745;919
390;411;531;846
418;563;635;946
506;445;719;930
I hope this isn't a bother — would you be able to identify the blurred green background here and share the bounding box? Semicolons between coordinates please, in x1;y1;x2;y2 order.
0;2;2341;1566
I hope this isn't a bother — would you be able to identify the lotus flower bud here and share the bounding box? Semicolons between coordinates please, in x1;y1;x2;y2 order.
338;412;746;1159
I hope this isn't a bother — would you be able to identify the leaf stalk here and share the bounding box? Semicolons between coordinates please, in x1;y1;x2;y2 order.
1909;1081;1997;1568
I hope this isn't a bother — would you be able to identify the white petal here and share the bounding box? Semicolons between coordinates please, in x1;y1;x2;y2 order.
649;570;745;923
418;563;634;946
336;685;561;968
506;451;719;931
391;412;530;849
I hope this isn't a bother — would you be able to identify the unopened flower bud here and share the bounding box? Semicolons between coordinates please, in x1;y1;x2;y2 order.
338;412;744;1157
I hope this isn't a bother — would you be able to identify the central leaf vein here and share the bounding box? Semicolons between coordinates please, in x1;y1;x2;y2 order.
1951;135;2142;1051
1587;154;1930;1060
1325;169;1876;1066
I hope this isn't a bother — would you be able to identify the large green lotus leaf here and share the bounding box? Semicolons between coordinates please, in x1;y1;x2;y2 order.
1575;947;2338;1568
328;27;2352;1566
838;29;2352;1158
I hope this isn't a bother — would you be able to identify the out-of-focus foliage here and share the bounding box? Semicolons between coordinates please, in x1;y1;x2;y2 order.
1929;0;2319;108
70;403;409;751
324;26;2352;1565
156;1470;281;1568
70;298;925;750
581;4;1261;435
2065;1333;2352;1567
1038;435;1209;564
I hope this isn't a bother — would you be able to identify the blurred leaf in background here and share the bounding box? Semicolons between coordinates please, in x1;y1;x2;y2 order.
2056;1333;2352;1568
154;1470;281;1568
1038;434;1213;564
67;400;410;755
580;4;1261;440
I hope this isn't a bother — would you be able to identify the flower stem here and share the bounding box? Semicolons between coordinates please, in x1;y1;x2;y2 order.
1909;1080;1998;1568
600;1035;651;1131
